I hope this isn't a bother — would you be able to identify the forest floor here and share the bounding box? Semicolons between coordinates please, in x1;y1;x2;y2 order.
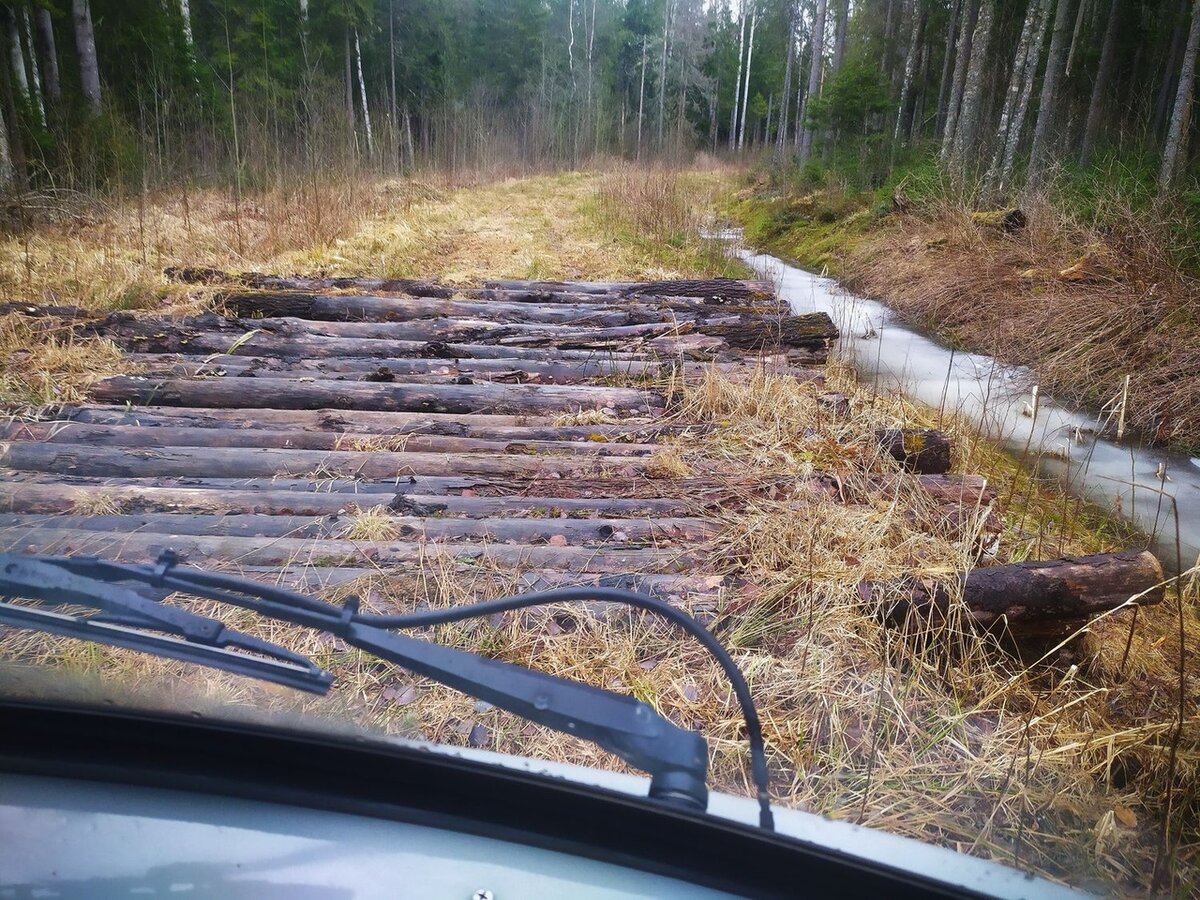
729;175;1200;456
1;166;1198;894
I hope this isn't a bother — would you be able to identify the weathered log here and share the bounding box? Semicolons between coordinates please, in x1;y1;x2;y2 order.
968;208;1027;233
0;442;648;480
40;405;688;441
619;278;777;301
1;421;654;457
0;527;694;573
686;314;839;351
164;266;458;298
0;481;687;518
861;550;1164;629
88;375;665;416
121;352;824;386
0;513;715;545
218;289;781;328
89;314;677;361
875;428;954;474
243;565;734;603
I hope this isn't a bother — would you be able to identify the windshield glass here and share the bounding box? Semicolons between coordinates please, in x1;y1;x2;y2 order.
1;0;1198;895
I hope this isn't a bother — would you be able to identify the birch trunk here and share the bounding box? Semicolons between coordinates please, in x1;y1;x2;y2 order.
1027;0;1077;188
799;0;827;161
950;0;994;166
939;0;979;162
354;27;373;156
6;9;30;110
1079;0;1122;164
985;0;1047;193
1159;0;1200;190
1154;0;1190;137
20;8;44;123
636;36;647;159
0;104;12;187
657;0;671;148
33;7;59;104
1064;0;1089;76
738;5;758;151
71;0;101;117
776;2;797;156
730;6;746;151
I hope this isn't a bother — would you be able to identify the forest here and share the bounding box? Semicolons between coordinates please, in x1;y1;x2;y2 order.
0;0;1197;200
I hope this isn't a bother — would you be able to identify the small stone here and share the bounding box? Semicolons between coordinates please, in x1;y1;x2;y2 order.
548;534;569;546
638;658;659;671
468;724;490;748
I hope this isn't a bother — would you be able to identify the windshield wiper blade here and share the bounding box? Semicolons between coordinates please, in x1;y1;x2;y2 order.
0;556;333;694
0;552;716;816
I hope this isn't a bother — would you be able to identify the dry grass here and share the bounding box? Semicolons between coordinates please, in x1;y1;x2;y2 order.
844;197;1200;451
0;315;129;407
2;168;1197;894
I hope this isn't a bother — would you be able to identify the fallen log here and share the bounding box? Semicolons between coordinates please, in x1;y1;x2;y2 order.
1;421;655;457
0;513;716;545
88;375;666;416
120;352;825;386
0;481;687;518
860;550;1165;629
89;315;681;361
164;266;458;298
0;527;694;573
876;428;953;475
486;277;776;302
0;442;647;480
39;405;687;441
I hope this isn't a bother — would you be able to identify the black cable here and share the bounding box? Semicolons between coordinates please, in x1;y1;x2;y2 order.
361;586;775;831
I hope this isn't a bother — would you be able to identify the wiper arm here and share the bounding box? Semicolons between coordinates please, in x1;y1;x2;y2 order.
0;556;332;694
0;552;719;816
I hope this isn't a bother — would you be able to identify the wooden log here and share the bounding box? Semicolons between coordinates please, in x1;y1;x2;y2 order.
875;428;954;475
683;313;838;351
0;422;655;457
0;513;716;545
164;266;458;298
89;314;677;361
37;405;690;441
619;277;777;301
860;550;1165;629
121;353;825;386
87;375;665;416
0;481;687;518
0;527;695;573
0;442;648;480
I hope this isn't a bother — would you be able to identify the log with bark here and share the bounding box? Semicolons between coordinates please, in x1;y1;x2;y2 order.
876;428;954;474
860;550;1165;630
0;442;648;480
0;480;688;519
0;513;716;545
0;526;694;573
0;421;655;456
164;266;457;298
87;375;666;416
40;404;690;441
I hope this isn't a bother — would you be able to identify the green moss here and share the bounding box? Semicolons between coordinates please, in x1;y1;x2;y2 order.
727;189;876;275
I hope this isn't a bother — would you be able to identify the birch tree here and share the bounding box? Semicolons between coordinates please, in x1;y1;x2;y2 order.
355;27;373;156
985;0;1049;194
1159;0;1200;190
949;0;993;168
894;0;928;145
32;7;59;105
729;3;746;151
939;0;979;162
738;3;758;151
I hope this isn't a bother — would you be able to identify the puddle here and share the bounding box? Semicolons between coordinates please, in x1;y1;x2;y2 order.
739;247;1199;573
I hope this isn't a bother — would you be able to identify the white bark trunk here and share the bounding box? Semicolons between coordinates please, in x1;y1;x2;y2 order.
355;28;373;156
893;3;927;143
0;105;13;187
657;0;672;146
951;0;993;165
21;8;44;123
1159;0;1200;189
71;0;101;117
636;35;647;158
730;5;746;152
738;5;757;151
776;2;797;155
940;0;979;162
985;0;1047;191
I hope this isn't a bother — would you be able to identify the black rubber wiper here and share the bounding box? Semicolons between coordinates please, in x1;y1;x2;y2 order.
0;551;775;825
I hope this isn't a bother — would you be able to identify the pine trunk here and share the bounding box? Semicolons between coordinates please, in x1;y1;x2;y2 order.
1079;0;1122;164
799;0;827;161
70;0;101;117
33;7;60;104
1026;0;1077;188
